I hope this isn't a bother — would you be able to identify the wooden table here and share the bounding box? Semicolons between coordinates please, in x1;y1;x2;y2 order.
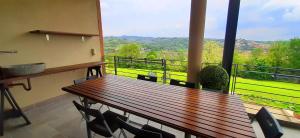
62;75;256;138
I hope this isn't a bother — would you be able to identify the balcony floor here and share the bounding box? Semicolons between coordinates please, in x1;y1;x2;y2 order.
1;94;299;138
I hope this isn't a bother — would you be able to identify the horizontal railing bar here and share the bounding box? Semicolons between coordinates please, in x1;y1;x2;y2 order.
236;93;300;106
239;64;300;71
235;88;300;98
238;70;300;78
235;82;300;92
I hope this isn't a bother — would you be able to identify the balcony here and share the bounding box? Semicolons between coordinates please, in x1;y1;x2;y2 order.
1;0;300;137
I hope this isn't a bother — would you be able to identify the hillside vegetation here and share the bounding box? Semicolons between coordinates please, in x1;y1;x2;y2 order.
104;36;272;53
104;36;300;111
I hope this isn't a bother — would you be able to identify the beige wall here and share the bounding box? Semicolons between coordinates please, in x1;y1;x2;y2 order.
0;0;101;108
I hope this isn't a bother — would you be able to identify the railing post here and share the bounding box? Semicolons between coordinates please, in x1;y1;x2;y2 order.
114;56;118;75
162;59;167;84
231;64;238;95
274;67;279;80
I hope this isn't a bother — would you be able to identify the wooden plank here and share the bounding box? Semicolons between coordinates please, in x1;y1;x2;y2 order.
62;75;256;138
0;62;106;83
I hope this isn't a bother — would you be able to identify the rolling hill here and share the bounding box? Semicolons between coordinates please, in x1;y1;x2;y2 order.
104;36;272;53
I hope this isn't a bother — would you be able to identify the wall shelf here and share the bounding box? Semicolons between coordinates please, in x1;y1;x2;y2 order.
29;30;99;37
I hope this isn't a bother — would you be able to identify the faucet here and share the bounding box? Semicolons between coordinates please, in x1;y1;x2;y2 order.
0;50;18;54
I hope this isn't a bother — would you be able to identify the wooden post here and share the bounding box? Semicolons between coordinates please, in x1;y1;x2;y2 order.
222;0;241;93
0;84;4;136
96;0;106;74
187;0;207;84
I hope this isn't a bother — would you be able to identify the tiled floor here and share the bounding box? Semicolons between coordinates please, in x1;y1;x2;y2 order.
1;94;299;138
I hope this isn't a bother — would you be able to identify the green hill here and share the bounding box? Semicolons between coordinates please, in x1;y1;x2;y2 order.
104;36;272;53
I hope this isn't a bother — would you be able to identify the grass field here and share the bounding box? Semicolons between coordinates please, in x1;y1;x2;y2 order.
106;67;300;110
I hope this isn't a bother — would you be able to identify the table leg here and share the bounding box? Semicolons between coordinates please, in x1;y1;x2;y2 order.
3;91;17;111
185;133;191;138
0;85;4;136
5;89;30;125
83;98;92;138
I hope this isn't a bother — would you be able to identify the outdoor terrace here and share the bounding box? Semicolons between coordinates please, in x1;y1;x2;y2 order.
1;0;300;137
1;94;299;138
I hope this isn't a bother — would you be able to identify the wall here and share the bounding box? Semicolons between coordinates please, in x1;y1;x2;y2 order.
0;0;101;108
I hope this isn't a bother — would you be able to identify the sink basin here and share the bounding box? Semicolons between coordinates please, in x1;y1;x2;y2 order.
1;63;45;77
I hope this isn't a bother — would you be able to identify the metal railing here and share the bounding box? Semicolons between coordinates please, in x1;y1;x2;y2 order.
105;56;300;111
231;64;300;110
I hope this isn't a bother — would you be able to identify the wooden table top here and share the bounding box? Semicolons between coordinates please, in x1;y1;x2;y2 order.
62;75;256;138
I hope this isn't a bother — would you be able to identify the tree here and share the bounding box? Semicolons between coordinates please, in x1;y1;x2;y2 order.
233;51;249;65
266;41;289;67
287;38;300;68
146;51;158;59
245;48;270;79
117;43;141;58
248;48;266;64
202;41;223;64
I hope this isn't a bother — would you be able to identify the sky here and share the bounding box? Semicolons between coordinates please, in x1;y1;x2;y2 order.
100;0;300;41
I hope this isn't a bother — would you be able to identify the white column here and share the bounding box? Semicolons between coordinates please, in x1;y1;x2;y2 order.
187;0;207;83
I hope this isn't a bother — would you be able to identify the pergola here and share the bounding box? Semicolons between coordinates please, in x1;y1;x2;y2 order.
96;0;241;93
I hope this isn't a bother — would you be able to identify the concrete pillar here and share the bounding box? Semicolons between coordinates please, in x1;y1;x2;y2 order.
187;0;207;83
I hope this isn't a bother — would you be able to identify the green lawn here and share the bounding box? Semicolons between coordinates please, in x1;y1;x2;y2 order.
106;67;300;110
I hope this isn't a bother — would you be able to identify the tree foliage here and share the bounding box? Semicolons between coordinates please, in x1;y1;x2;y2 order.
117;43;141;58
106;37;300;81
146;51;158;59
266;41;289;67
202;41;223;64
288;38;300;68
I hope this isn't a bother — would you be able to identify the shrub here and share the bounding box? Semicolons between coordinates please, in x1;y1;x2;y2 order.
199;65;229;90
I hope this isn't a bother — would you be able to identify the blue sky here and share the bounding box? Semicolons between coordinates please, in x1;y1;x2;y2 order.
100;0;300;41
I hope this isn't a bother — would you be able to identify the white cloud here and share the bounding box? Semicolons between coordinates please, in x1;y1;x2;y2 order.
240;0;300;22
100;0;300;40
262;0;300;10
283;8;300;21
262;0;300;21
